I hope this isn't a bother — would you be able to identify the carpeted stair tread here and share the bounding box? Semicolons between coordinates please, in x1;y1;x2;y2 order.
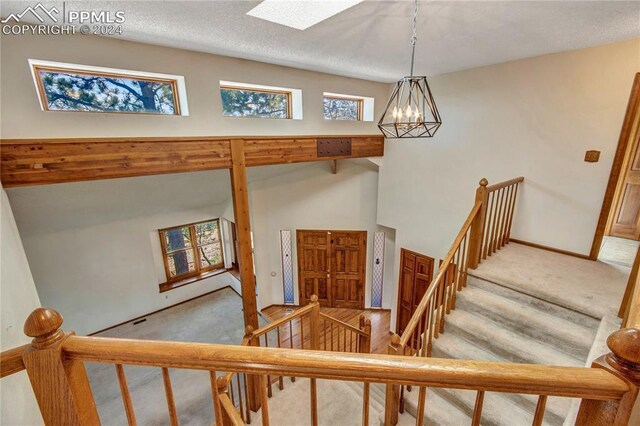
431;332;571;423
444;309;583;366
466;276;600;329
433;386;558;426
402;386;472;426
255;378;385;426
455;285;595;359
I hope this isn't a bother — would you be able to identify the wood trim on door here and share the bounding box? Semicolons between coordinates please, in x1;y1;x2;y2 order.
296;229;366;309
590;73;640;259
395;248;435;336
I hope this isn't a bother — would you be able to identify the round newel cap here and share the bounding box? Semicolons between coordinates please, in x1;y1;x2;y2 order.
479;178;489;187
24;307;63;338
390;333;401;347
607;328;640;367
310;294;319;303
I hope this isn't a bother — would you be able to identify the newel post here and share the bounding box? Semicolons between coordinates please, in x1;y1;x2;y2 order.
359;315;372;353
576;328;640;425
22;308;99;426
384;334;402;426
309;295;320;350
467;178;489;269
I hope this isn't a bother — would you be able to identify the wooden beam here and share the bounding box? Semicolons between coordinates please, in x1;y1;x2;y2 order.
229;139;259;331
0;135;384;187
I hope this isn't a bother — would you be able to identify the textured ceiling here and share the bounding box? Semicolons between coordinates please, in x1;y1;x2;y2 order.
2;1;639;82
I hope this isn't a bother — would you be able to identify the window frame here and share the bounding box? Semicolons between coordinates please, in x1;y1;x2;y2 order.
158;218;225;283
28;59;189;115
220;83;293;119
323;95;364;121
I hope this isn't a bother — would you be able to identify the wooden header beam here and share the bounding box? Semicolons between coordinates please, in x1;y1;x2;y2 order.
0;135;384;187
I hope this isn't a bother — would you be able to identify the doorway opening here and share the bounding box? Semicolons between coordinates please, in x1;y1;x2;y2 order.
591;73;640;263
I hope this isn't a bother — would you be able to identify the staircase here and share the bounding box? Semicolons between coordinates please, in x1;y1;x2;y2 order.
256;272;601;426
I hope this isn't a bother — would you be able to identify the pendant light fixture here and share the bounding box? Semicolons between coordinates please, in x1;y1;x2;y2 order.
378;0;441;138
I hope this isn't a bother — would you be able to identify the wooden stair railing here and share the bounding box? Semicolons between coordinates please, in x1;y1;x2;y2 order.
1;306;638;426
385;177;525;424
216;295;373;425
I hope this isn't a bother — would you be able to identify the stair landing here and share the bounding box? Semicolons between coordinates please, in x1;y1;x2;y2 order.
470;242;629;319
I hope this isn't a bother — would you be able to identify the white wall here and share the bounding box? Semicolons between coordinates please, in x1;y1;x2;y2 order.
0;187;43;425
244;160;395;310
378;39;640;331
19;202;239;336
0;32;390;139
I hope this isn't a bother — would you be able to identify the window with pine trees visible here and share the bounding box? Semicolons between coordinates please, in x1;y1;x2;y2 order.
29;60;188;115
220;84;292;119
323;96;362;121
159;219;224;282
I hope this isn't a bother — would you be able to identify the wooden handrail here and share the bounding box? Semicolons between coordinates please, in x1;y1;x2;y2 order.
486;176;525;192
59;335;627;400
0;344;28;378
251;304;314;337
399;201;481;347
319;312;367;336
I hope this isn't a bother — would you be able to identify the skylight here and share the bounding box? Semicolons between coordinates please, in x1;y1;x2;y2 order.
246;0;365;30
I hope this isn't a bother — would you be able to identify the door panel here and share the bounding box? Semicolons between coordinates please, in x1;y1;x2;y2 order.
297;231;331;306
611;128;640;239
331;231;366;309
297;230;366;308
396;249;434;336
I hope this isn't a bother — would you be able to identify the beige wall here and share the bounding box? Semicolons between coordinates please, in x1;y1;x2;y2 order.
246;160;396;310
0;186;42;425
0;32;390;139
377;39;640;329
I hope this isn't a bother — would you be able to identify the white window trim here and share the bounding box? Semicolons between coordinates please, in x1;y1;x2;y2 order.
323;92;374;122
220;80;303;120
28;59;190;115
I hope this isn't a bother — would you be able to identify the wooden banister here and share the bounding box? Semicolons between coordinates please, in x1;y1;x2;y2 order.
4;303;639;425
319;312;368;337
576;328;640;425
399;201;481;347
252;303;314;337
485;176;525;192
59;334;628;399
21;307;100;426
219;393;244;426
0;343;28;378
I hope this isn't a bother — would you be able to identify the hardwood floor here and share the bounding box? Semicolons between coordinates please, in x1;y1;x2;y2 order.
262;306;392;354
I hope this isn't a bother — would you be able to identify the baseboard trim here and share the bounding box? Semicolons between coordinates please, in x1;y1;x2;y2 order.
89;285;235;336
509;239;591;260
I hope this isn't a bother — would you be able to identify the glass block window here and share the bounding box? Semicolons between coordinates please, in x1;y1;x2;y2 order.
30;60;187;115
371;231;385;308
159;219;224;282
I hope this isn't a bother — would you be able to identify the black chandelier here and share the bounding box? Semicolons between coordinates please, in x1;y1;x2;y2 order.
378;0;441;138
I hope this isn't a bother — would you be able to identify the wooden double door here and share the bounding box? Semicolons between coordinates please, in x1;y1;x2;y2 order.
396;249;434;335
297;230;367;309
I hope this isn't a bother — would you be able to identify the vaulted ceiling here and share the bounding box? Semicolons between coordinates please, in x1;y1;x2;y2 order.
2;1;639;82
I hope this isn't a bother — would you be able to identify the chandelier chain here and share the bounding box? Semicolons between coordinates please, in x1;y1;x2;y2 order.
409;0;418;77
